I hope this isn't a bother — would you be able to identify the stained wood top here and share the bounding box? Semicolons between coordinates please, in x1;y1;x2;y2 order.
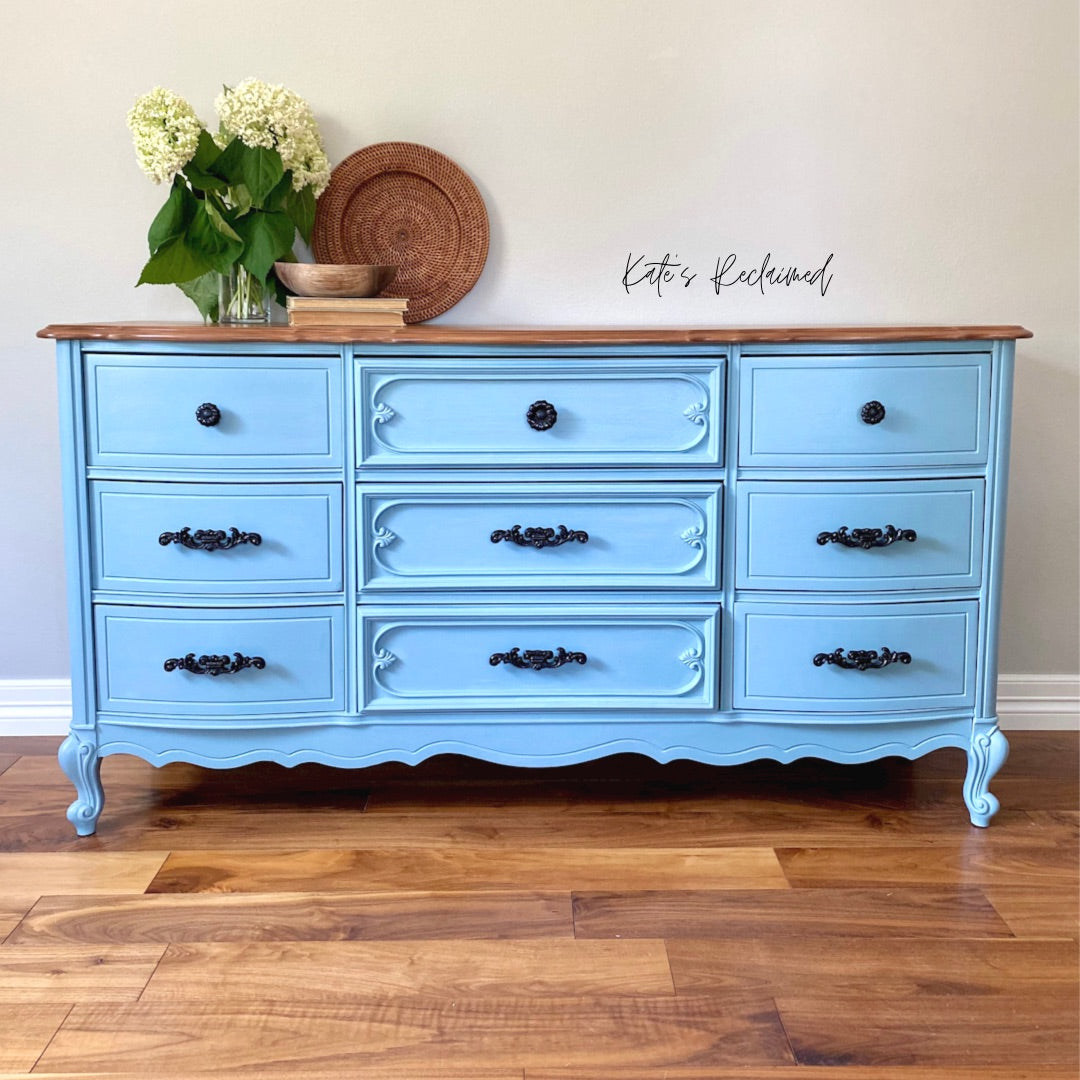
38;322;1032;344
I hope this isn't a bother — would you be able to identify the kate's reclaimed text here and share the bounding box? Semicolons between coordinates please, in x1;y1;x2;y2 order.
622;252;834;298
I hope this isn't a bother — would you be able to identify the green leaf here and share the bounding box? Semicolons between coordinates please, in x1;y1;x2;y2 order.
192;129;221;171
204;199;242;242
242;145;285;207
264;169;293;212
230;183;253;216
270;271;290;308
182;160;228;193
146;180;196;255
209;137;246;185
136;235;212;285
286;186;317;246
188;201;244;274
177;271;220;323
235;210;296;282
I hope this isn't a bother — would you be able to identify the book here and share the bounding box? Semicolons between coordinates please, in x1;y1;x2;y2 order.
288;310;406;327
286;296;409;314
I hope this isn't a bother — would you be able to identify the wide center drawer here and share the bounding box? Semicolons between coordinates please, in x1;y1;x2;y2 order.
738;353;991;468
357;358;724;466
359;482;722;591
361;604;720;711
94;605;345;716
735;479;984;591
85;354;342;470
732;600;978;713
90;482;343;596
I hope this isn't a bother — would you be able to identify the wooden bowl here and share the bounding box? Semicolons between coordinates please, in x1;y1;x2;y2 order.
273;262;398;298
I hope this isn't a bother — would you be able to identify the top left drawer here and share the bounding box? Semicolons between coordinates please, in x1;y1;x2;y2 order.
85;354;343;471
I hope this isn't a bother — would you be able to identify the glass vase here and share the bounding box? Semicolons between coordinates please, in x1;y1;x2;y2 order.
218;265;271;324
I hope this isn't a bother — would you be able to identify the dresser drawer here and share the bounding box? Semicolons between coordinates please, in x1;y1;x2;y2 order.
85;354;342;470
361;604;720;711
357;359;723;466
94;605;345;715
732;600;977;713
738;354;990;468
735;479;984;591
89;482;343;596
359;481;722;591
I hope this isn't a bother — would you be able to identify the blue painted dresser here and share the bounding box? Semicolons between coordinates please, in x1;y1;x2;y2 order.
40;323;1031;833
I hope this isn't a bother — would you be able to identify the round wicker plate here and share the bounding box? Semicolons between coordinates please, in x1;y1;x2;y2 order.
312;142;489;323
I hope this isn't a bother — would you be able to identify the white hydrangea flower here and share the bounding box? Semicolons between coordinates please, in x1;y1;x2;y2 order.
127;87;203;184
215;78;331;196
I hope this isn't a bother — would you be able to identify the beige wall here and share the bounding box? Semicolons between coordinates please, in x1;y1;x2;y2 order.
1;0;1076;677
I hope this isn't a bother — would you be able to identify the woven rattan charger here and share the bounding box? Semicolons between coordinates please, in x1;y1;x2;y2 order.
312;142;489;323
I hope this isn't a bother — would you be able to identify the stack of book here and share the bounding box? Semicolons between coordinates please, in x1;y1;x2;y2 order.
286;296;409;327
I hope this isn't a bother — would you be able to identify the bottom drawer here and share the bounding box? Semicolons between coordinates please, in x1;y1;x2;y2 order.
361;604;720;711
732;600;977;713
95;605;346;715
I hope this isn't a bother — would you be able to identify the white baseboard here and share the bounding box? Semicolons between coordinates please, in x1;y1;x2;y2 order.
996;673;1080;730
0;679;77;737
0;675;1076;737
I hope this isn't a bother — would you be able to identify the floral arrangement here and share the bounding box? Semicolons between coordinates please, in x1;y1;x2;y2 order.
127;79;331;321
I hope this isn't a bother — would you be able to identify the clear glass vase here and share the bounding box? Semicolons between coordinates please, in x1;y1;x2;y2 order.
218;265;271;324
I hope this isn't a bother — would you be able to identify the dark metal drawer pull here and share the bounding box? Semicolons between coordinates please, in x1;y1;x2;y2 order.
860;400;886;425
164;652;266;676
159;527;263;551
816;525;917;549
526;400;558;430
813;647;911;670
195;402;222;427
489;647;587;670
491;524;589;548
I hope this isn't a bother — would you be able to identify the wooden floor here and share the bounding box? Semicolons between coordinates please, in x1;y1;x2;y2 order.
0;732;1075;1079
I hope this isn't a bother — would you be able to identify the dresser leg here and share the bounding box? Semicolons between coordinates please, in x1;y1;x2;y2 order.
58;732;104;836
964;724;1009;827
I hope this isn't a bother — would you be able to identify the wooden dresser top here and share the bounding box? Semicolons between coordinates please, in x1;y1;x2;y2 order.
39;324;1032;344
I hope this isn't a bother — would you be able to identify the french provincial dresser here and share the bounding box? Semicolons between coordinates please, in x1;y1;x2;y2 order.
39;323;1031;833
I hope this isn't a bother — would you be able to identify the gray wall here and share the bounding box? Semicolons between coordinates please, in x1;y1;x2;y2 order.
1;0;1077;679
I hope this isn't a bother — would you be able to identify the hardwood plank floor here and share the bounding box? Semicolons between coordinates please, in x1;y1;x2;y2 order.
572;886;1017;938
664;936;1078;995
0;945;165;1003
9;891;573;944
0;731;1075;1075
138;939;677;999
144;845;789;893
0;852;167;908
776;839;1079;888
521;1071;1080;1080
33;997;795;1072
0;1004;72;1071
776;988;1080;1066
984;884;1080;937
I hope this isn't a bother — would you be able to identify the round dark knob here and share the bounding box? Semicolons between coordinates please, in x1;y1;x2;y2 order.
860;400;886;425
526;400;558;431
196;402;221;427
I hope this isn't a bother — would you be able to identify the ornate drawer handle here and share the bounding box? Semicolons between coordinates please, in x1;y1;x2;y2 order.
159;527;263;551
860;400;886;425
196;402;222;427
816;525;917;549
526;400;558;431
813;647;911;670
489;647;587;670
491;524;589;548
163;652;266;676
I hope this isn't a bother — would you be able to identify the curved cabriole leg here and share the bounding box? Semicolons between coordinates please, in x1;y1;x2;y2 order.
58;733;104;836
964;725;1009;827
